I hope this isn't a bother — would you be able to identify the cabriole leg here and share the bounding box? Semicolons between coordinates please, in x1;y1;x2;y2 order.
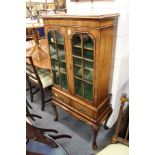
104;109;112;130
92;124;100;150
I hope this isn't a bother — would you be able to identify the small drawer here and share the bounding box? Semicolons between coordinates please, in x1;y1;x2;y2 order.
52;90;71;106
52;89;96;119
71;101;95;119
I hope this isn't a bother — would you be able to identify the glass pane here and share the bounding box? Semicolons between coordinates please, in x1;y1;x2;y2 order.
58;53;65;62
55;31;64;44
60;73;68;89
72;46;82;57
48;31;55;43
49;43;56;55
74;78;82;97
74;66;82;78
60;62;66;72
83;49;94;60
84;82;93;101
51;53;58;61
73;57;82;66
53;70;60;85
52;62;59;70
84;69;93;82
83;34;94;49
72;33;81;46
84;60;93;69
57;44;64;53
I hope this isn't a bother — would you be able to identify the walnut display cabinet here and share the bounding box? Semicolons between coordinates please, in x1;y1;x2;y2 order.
43;14;119;149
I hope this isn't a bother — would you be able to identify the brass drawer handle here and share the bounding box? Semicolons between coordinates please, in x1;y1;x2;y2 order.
54;93;64;101
63;107;69;112
79;108;86;114
59;96;64;101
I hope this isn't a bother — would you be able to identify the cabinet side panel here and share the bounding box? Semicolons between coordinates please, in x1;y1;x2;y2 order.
43;24;54;81
97;26;117;105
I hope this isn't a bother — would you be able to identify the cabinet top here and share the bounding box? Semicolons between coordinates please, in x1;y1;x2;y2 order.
42;13;119;20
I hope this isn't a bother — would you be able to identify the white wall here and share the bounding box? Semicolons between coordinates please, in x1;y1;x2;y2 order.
66;0;129;127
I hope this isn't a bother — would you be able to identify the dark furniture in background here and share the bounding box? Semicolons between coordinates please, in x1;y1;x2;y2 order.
26;99;42;121
26;56;52;111
96;93;129;155
26;99;71;155
42;14;119;149
26;28;34;41
112;93;129;145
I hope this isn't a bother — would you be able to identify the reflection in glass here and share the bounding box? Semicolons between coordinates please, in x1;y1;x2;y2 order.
57;44;64;53
61;73;68;89
72;33;94;101
60;62;66;72
58;53;65;62
72;33;81;47
73;57;82;66
51;53;57;61
84;82;93;101
74;78;82;97
48;30;68;89
84;69;93;82
55;31;64;44
48;31;55;43
84;60;93;69
83;34;94;49
49;43;56;54
83;49;94;60
50;51;56;56
72;46;82;57
74;66;82;78
52;62;59;70
53;70;60;85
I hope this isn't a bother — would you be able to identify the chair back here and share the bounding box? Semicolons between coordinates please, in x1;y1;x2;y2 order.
26;56;42;87
32;31;40;45
112;93;129;146
26;28;33;41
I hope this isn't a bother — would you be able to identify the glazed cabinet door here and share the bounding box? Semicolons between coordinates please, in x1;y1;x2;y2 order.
47;28;69;90
67;28;98;103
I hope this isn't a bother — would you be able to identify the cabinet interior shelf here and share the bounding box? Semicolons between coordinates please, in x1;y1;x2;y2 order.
58;51;65;54
84;47;94;51
74;64;93;71
74;76;93;84
57;42;64;45
73;45;82;48
72;55;94;62
73;45;94;51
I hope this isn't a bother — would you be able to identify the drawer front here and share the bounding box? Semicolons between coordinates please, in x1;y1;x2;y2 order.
70;100;95;119
52;89;96;119
52;90;71;106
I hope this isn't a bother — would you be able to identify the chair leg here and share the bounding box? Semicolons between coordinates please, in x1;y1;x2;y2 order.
51;102;58;121
27;78;33;102
26;106;36;121
26;100;32;109
40;87;45;111
48;134;72;140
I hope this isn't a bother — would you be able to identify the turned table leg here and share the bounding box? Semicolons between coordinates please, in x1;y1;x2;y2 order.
51;102;58;121
92;124;100;150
